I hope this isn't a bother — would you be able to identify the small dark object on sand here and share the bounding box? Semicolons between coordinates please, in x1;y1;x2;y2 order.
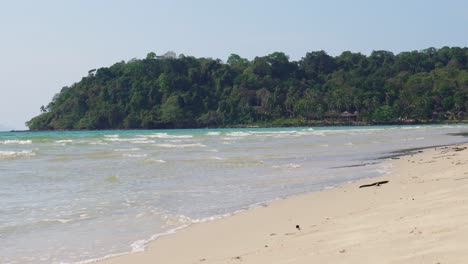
359;180;389;188
296;224;301;230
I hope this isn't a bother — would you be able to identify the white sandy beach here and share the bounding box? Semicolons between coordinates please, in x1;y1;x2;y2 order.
100;143;468;264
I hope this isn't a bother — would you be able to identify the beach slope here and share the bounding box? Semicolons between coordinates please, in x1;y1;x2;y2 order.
100;144;468;264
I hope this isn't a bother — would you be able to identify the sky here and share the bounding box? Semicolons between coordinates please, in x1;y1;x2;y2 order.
0;0;467;130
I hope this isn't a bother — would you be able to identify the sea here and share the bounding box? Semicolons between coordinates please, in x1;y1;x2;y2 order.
1;125;467;263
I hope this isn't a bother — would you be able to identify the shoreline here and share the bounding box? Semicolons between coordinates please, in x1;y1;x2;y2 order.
98;142;468;264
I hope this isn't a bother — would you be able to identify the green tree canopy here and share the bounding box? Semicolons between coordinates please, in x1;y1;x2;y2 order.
27;47;468;130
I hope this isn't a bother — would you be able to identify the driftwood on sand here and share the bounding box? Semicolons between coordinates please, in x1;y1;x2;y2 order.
359;180;389;188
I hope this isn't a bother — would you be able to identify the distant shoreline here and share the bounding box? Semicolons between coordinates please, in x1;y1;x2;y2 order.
17;120;468;132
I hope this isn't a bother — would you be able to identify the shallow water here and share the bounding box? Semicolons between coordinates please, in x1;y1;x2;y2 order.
1;125;467;263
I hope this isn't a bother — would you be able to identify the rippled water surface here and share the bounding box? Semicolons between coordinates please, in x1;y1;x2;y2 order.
1;125;467;263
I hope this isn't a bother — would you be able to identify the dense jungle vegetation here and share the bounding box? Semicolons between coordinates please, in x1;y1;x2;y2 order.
27;47;468;130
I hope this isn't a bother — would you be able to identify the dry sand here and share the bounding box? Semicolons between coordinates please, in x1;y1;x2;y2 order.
100;143;468;264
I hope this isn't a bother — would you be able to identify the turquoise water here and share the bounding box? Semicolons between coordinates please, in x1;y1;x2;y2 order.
1;125;467;263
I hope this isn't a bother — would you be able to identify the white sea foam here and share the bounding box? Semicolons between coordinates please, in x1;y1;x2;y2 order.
55;140;73;144
248;131;299;139
254;130;296;134
250;131;297;136
209;156;225;160
42;218;74;224
104;137;124;142
221;137;240;141
297;131;327;136
129;224;189;253
145;159;167;163
402;137;425;142
123;153;148;158
114;148;141;152
154;143;206;148
125;214;195;253
206;132;221;136
0;139;32;145
40;213;90;226
88;141;108;145
0;150;35;159
272;163;301;169
288;163;301;168
131;140;156;144
401;126;422;130
104;137;153;143
146;133;193;139
226;131;252;137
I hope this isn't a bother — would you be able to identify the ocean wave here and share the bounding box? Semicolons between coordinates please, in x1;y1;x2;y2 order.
145;133;193;139
246;131;299;138
77;211;231;264
104;137;125;142
104;137;151;143
131;140;156;144
113;148;141;152
88;141;108;145
402;137;425;141
154;143;206;148
71;195;302;264
297;128;387;137
0;139;32;145
221;137;240;141
42;218;74;224
206;132;221;136
104;135;119;138
209;156;225;160
297;131;327;136
250;131;297;136
401;126;423;130
226;131;252;137
272;163;301;169
41;214;90;224
72;211;232;264
144;159;167;164
0;150;35;159
55;140;73;144
129;211;232;253
123;153;148;158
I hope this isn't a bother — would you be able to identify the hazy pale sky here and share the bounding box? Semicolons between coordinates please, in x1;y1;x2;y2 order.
0;0;467;130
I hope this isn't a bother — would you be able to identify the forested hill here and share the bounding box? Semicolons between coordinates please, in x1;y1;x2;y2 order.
27;47;468;130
